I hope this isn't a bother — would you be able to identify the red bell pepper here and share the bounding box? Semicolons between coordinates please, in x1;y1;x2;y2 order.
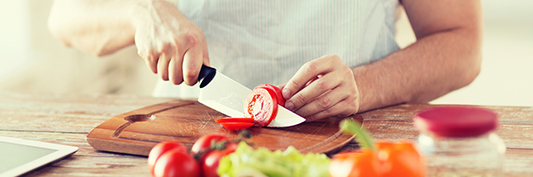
330;119;425;177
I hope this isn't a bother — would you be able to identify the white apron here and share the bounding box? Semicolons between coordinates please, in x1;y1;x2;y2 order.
153;0;400;98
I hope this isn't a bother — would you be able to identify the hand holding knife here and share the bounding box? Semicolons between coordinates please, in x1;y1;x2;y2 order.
196;65;305;127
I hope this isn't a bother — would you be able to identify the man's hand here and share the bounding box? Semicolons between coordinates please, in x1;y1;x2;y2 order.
133;0;209;86
280;55;360;122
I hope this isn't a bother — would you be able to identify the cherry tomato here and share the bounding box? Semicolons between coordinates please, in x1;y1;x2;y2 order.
191;134;230;155
148;141;188;175
256;84;286;107
202;143;238;177
244;87;278;127
214;118;254;123
191;134;237;177
153;149;200;177
219;122;254;131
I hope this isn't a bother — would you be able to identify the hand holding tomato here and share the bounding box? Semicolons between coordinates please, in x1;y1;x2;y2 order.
134;0;210;85
280;55;360;121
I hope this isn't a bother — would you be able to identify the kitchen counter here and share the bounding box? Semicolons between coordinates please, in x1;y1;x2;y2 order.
1;91;532;176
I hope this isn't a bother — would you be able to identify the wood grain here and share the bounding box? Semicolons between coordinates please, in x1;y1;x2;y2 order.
1;91;532;176
86;100;360;156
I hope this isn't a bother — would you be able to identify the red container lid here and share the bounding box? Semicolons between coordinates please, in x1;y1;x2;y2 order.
414;107;498;138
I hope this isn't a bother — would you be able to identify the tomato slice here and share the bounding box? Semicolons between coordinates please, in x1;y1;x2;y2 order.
219;122;254;131
215;118;254;124
256;84;286;107
244;87;278;127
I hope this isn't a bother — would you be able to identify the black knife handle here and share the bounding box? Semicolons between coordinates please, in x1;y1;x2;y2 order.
197;65;216;88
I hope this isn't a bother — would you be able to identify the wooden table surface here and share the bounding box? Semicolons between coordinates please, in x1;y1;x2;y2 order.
1;91;532;177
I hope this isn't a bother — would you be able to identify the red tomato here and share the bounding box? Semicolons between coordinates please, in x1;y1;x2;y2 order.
202;143;238;177
148;141;188;175
191;134;230;155
244;87;278;127
214;118;254;123
256;84;286;107
191;134;237;177
153;149;200;177
219;122;254;131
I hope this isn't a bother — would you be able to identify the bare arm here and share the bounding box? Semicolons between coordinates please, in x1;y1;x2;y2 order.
48;0;210;85
355;0;482;112
282;0;482;120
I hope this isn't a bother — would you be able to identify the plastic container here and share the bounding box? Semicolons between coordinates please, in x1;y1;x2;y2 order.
414;107;506;177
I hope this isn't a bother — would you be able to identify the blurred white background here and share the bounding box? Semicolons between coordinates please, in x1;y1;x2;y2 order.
0;0;158;96
0;0;532;106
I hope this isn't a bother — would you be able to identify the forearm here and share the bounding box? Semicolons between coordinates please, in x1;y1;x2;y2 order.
48;0;151;56
355;27;482;112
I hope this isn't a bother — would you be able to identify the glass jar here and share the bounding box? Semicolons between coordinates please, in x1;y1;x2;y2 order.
414;107;506;177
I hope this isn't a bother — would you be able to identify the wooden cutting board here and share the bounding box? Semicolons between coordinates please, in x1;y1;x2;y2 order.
87;99;362;156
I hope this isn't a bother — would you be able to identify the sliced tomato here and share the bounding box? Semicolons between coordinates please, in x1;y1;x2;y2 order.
244;87;278;127
215;118;254;124
256;84;286;107
219;122;254;131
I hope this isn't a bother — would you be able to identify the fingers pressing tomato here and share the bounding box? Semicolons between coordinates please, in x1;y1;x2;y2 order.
281;55;360;121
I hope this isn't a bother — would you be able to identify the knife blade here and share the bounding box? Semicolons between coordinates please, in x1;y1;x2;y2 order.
197;65;305;127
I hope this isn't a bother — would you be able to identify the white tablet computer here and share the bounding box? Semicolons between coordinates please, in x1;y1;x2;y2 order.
0;136;78;177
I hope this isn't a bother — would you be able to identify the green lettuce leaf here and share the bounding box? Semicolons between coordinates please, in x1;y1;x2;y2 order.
218;142;331;177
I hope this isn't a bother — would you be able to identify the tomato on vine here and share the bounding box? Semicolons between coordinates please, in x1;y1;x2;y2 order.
153;149;200;177
148;141;188;175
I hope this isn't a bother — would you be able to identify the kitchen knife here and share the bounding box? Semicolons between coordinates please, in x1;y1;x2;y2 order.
197;65;305;127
